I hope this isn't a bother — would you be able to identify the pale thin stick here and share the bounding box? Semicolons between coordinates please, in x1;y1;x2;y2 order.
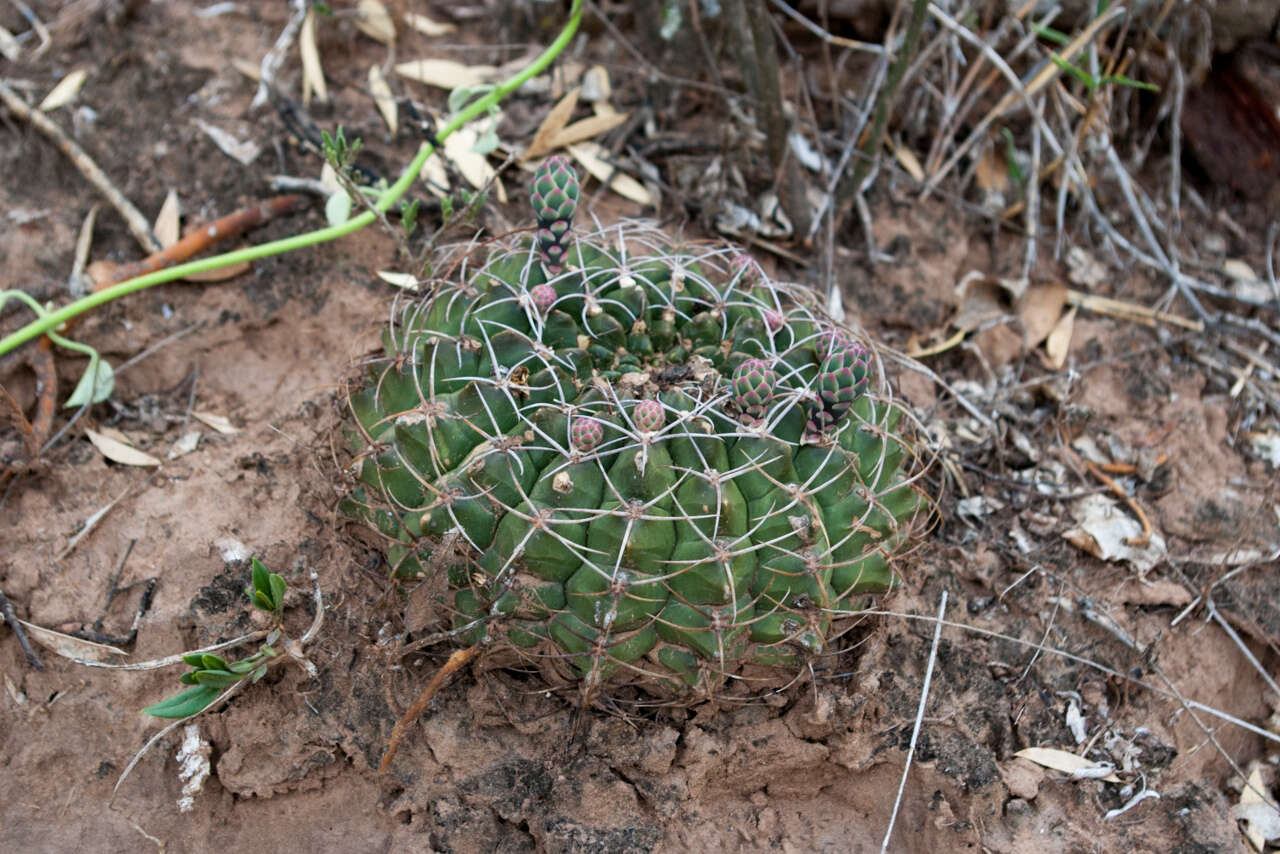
0;81;159;253
251;0;307;110
881;590;947;853
1207;600;1280;703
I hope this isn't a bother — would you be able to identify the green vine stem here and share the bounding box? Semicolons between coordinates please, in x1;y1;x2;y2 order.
0;0;583;360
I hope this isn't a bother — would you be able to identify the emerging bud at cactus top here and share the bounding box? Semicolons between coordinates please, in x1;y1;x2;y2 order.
816;327;853;356
763;309;784;333
806;343;870;439
732;358;778;424
530;155;580;274
633;399;665;433
729;252;764;287
530;283;557;314
570;416;605;451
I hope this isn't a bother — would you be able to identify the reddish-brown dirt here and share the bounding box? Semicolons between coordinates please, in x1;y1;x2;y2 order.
2;3;1278;852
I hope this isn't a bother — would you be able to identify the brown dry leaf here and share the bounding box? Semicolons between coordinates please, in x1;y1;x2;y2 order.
10;618;128;663
907;328;966;358
190;411;241;435
404;11;456;36
1045;304;1077;369
890;139;924;182
154;190;181;249
395;59;497;90
230;57;260;81
376;270;422;291
524;86;580;160
85;428;161;467
1017;282;1067;349
548;112;629;152
443;126;507;203
1013;747;1120;782
952;272;1014;333
975;143;1010;194
300;7;328;104
355;0;395;43
368;65;397;134
184;261;252;282
38;68;87;111
419;154;450;196
566;142;652;206
96;425;134;446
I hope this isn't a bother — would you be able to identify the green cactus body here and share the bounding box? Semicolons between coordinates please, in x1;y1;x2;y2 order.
342;160;926;703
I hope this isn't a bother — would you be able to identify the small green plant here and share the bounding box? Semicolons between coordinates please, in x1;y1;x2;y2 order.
143;559;288;719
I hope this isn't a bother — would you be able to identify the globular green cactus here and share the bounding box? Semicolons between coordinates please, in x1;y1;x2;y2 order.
342;158;927;704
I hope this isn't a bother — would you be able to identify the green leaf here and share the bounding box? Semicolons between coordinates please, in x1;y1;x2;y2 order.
1031;23;1070;46
253;590;275;612
447;86;472;114
179;671;200;685
268;573;287;611
250;664;268;683
1105;74;1159;93
182;653;206;668
143;685;221;719
472;127;500;156
200;654;230;671
64;355;114;408
251;558;271;597
228;658;257;674
193;669;241;688
266;629;282;646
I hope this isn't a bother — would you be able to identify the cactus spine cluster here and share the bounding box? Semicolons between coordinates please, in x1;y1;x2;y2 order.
343;156;925;703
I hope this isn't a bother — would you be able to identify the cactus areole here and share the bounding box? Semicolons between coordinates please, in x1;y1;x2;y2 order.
343;158;925;703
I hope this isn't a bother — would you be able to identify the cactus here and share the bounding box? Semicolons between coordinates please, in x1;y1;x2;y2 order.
342;159;926;704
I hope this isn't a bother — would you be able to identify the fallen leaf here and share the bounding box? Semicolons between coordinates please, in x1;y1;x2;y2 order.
39;69;87;111
1238;764;1280;852
395;59;497;90
952;272;1014;333
368;65;398;134
183;261;251;282
196;120;261;165
168;430;201;460
1013;747;1121;782
0;24;20;63
300;7;328;104
419;154;450;196
547;112;629;152
154;189;181;249
404;11;456;36
376;270;421;291
1062;494;1166;574
10;618;128;663
355;0;395;43
890;139;924;182
566;141;652;205
85;428;161;466
443;125;507;202
230;57;260;81
1017;281;1067;349
581;65;611;101
1045;304;1076;369
975;143;1009;194
190;411;241;435
524;86;581;160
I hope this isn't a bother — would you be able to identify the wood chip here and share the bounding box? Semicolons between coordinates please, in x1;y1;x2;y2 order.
300;7;328;104
190;411;241;435
85;428;161;466
404;11;456;36
38;69;87;112
368;65;398;134
154;189;181;249
355;0;395;43
395;59;497;90
566;142;652;206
